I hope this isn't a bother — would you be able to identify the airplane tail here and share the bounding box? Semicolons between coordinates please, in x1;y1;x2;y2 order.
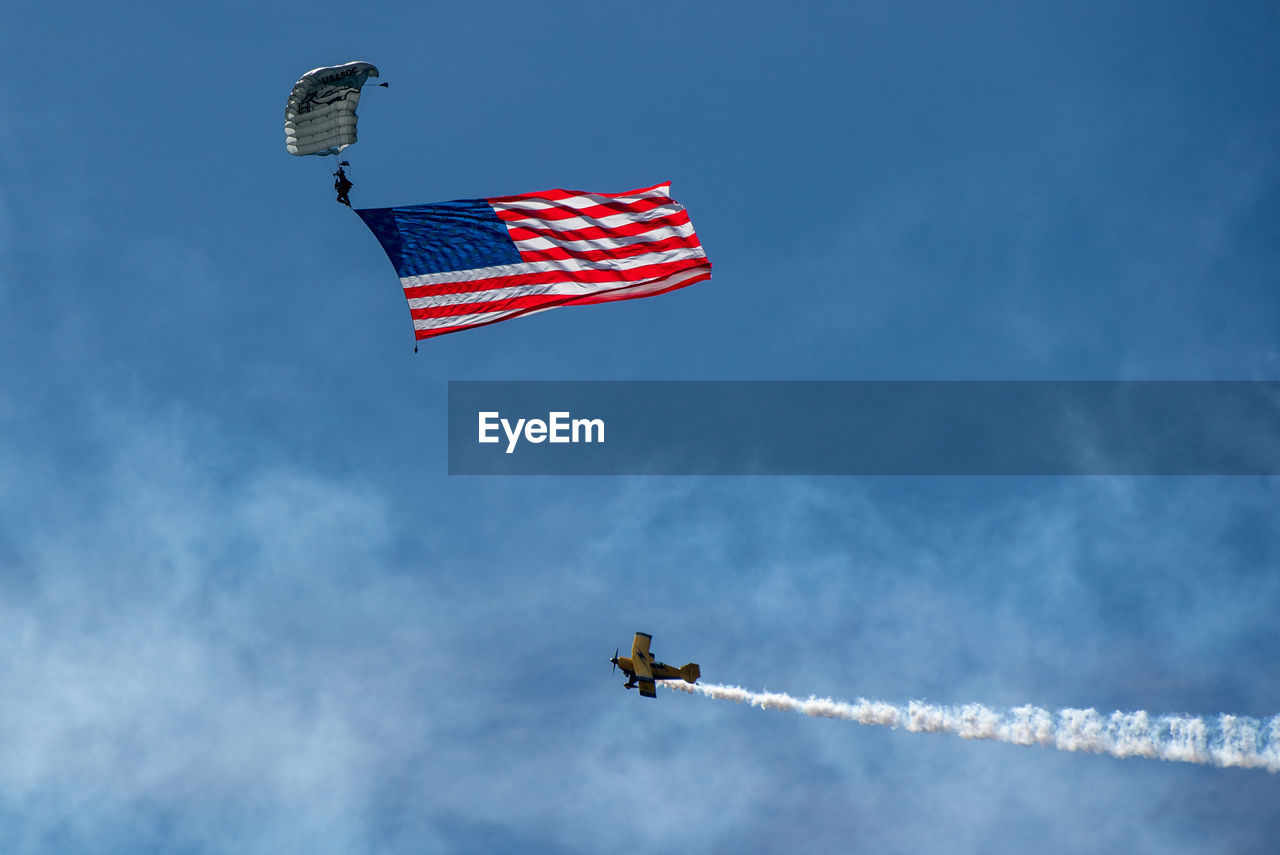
680;663;701;683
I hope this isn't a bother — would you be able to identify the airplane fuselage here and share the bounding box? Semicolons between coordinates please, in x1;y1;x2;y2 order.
614;656;697;687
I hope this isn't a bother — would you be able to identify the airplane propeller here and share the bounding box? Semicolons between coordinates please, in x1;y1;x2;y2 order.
610;646;619;673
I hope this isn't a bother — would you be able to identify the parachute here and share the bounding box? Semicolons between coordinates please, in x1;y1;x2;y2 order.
284;62;380;157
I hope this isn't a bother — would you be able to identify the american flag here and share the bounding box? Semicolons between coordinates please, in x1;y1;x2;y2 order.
356;183;711;340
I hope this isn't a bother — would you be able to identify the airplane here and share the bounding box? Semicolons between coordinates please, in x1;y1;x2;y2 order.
609;631;700;698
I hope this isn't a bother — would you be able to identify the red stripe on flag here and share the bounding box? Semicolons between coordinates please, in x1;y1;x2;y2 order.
401;257;710;300
485;183;670;205
411;293;598;320
504;210;692;244
409;268;713;340
410;267;711;320
550;270;713;307
493;195;672;223
516;235;703;265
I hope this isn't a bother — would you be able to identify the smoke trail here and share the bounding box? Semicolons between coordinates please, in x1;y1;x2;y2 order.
664;682;1280;771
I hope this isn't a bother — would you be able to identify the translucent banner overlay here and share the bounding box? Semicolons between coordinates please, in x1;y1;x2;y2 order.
447;382;1280;475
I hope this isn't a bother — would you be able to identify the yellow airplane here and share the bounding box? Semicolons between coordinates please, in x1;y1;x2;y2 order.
610;631;700;698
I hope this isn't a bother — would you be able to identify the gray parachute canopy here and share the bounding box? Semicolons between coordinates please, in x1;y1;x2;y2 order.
284;61;380;157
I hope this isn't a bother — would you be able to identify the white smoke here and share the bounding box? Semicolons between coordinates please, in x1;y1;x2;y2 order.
664;682;1280;772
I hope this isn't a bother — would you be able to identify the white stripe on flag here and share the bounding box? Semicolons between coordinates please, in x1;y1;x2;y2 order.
492;186;672;212
399;249;709;289
493;204;687;232
404;262;704;310
510;221;698;254
407;265;710;332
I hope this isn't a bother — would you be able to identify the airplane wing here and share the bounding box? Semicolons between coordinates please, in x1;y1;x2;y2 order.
631;632;653;665
631;632;656;698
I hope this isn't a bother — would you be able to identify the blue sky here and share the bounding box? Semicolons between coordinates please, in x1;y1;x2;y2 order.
2;2;1278;852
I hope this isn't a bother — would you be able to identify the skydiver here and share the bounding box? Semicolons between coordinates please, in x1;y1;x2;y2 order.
334;163;353;207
